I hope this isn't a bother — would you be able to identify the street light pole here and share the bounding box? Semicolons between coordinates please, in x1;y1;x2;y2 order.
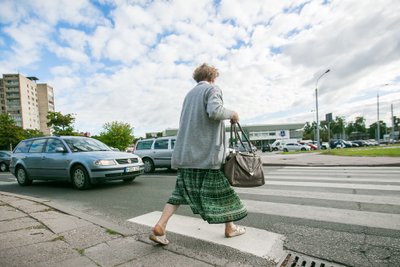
377;92;380;144
315;69;330;149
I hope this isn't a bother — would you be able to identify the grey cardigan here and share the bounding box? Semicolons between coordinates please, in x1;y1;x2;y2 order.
171;81;234;170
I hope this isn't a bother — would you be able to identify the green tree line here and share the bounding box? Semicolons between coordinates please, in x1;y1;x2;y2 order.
303;115;400;141
0;112;135;151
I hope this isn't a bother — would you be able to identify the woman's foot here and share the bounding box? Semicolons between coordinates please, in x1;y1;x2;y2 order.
149;224;169;245
225;225;246;238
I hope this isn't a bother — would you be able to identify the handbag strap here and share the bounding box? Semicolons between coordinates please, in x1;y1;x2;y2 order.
230;122;254;154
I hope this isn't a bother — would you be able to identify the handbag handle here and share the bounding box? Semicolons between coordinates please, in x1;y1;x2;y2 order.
229;122;254;153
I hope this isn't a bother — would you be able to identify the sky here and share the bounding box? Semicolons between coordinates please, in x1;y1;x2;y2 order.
0;0;399;137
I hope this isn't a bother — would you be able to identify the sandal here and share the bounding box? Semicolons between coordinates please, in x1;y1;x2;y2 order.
149;224;169;245
225;226;246;238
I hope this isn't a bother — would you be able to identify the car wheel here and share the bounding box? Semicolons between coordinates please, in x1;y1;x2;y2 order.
71;165;91;190
301;147;306;151
283;148;288;152
16;167;32;186
143;158;155;173
123;177;136;183
0;162;7;172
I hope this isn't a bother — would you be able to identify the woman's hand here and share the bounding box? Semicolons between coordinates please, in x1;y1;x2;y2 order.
230;111;239;124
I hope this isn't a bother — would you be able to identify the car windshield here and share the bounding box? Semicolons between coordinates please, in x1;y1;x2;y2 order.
63;138;111;152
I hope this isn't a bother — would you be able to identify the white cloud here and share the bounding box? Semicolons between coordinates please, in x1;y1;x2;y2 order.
1;0;399;137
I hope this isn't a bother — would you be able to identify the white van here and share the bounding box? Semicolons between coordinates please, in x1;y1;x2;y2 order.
271;139;298;151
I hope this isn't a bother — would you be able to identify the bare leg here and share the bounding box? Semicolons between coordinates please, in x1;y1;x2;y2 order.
149;204;179;245
155;203;179;232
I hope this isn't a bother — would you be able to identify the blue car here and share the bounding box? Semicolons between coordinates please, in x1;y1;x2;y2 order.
0;150;11;172
10;136;144;190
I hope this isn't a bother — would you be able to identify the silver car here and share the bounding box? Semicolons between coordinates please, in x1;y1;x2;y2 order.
282;142;311;152
10;136;144;189
134;136;176;173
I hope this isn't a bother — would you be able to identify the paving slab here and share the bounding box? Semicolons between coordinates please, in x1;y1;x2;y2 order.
0;205;26;221
0;216;41;233
0;240;81;267
84;236;159;266
0;227;57;250
30;210;93;234
8;199;50;213
62;223;122;249
118;248;214;267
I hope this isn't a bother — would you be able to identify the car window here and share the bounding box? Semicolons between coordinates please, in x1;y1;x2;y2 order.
136;140;153;150
154;139;168;150
14;140;33;153
171;139;176;149
63;137;110;152
28;139;47;153
45;139;66;153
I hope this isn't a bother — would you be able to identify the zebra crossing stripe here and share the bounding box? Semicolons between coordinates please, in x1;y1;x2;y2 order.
234;188;400;205
128;211;286;262
264;180;400;191
242;199;400;231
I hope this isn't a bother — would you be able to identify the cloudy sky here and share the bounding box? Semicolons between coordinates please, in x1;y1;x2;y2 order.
1;0;399;137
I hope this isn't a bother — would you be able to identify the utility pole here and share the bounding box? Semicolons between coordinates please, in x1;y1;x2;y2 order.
391;104;395;143
377;92;380;144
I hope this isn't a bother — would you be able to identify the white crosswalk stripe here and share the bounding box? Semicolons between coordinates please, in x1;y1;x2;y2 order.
235;166;400;230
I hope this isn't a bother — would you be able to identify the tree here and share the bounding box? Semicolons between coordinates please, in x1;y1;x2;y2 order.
302;121;316;140
0;113;25;150
330;116;346;139
23;129;45;139
47;111;76;136
368;121;387;139
96;121;134;151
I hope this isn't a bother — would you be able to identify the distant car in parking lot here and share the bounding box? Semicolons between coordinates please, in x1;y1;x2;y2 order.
233;142;257;153
282;143;310;152
10;136;144;189
134;136;176;173
0;150;11;172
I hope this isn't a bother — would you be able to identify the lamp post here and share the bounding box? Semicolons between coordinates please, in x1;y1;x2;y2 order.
315;69;330;149
377;84;390;144
377;91;380;144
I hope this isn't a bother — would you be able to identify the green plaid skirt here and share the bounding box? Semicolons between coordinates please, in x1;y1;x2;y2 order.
167;168;247;224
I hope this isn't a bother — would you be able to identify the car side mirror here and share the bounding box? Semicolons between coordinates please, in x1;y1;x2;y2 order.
56;147;66;153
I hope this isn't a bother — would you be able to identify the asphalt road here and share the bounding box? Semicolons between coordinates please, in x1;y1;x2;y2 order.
1;166;400;267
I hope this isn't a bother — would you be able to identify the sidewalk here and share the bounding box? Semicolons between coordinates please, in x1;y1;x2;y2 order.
0;192;275;267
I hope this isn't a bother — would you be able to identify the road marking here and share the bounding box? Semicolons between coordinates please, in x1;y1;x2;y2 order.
266;176;400;183
128;211;286;263
264;180;400;191
242;199;400;231
234;188;400;205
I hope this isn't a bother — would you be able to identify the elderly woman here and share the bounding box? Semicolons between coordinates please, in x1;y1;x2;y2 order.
150;63;247;245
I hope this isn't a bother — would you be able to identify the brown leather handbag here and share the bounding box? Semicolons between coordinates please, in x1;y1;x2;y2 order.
223;123;265;187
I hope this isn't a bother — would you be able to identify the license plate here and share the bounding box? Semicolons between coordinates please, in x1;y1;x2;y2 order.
125;166;139;173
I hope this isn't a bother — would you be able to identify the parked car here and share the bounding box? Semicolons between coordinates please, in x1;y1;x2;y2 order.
352;140;368;147
134;136;176;173
0;150;12;172
299;142;317;150
271;139;298;151
233;142;257;153
261;144;271;152
282;143;310;152
10;136;144;189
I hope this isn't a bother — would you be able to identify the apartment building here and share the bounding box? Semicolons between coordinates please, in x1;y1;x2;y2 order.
0;73;55;135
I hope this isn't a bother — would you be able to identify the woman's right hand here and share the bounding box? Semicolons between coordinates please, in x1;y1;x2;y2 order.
230;111;239;124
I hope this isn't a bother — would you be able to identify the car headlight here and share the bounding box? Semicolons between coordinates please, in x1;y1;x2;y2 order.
137;157;143;164
94;159;116;166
